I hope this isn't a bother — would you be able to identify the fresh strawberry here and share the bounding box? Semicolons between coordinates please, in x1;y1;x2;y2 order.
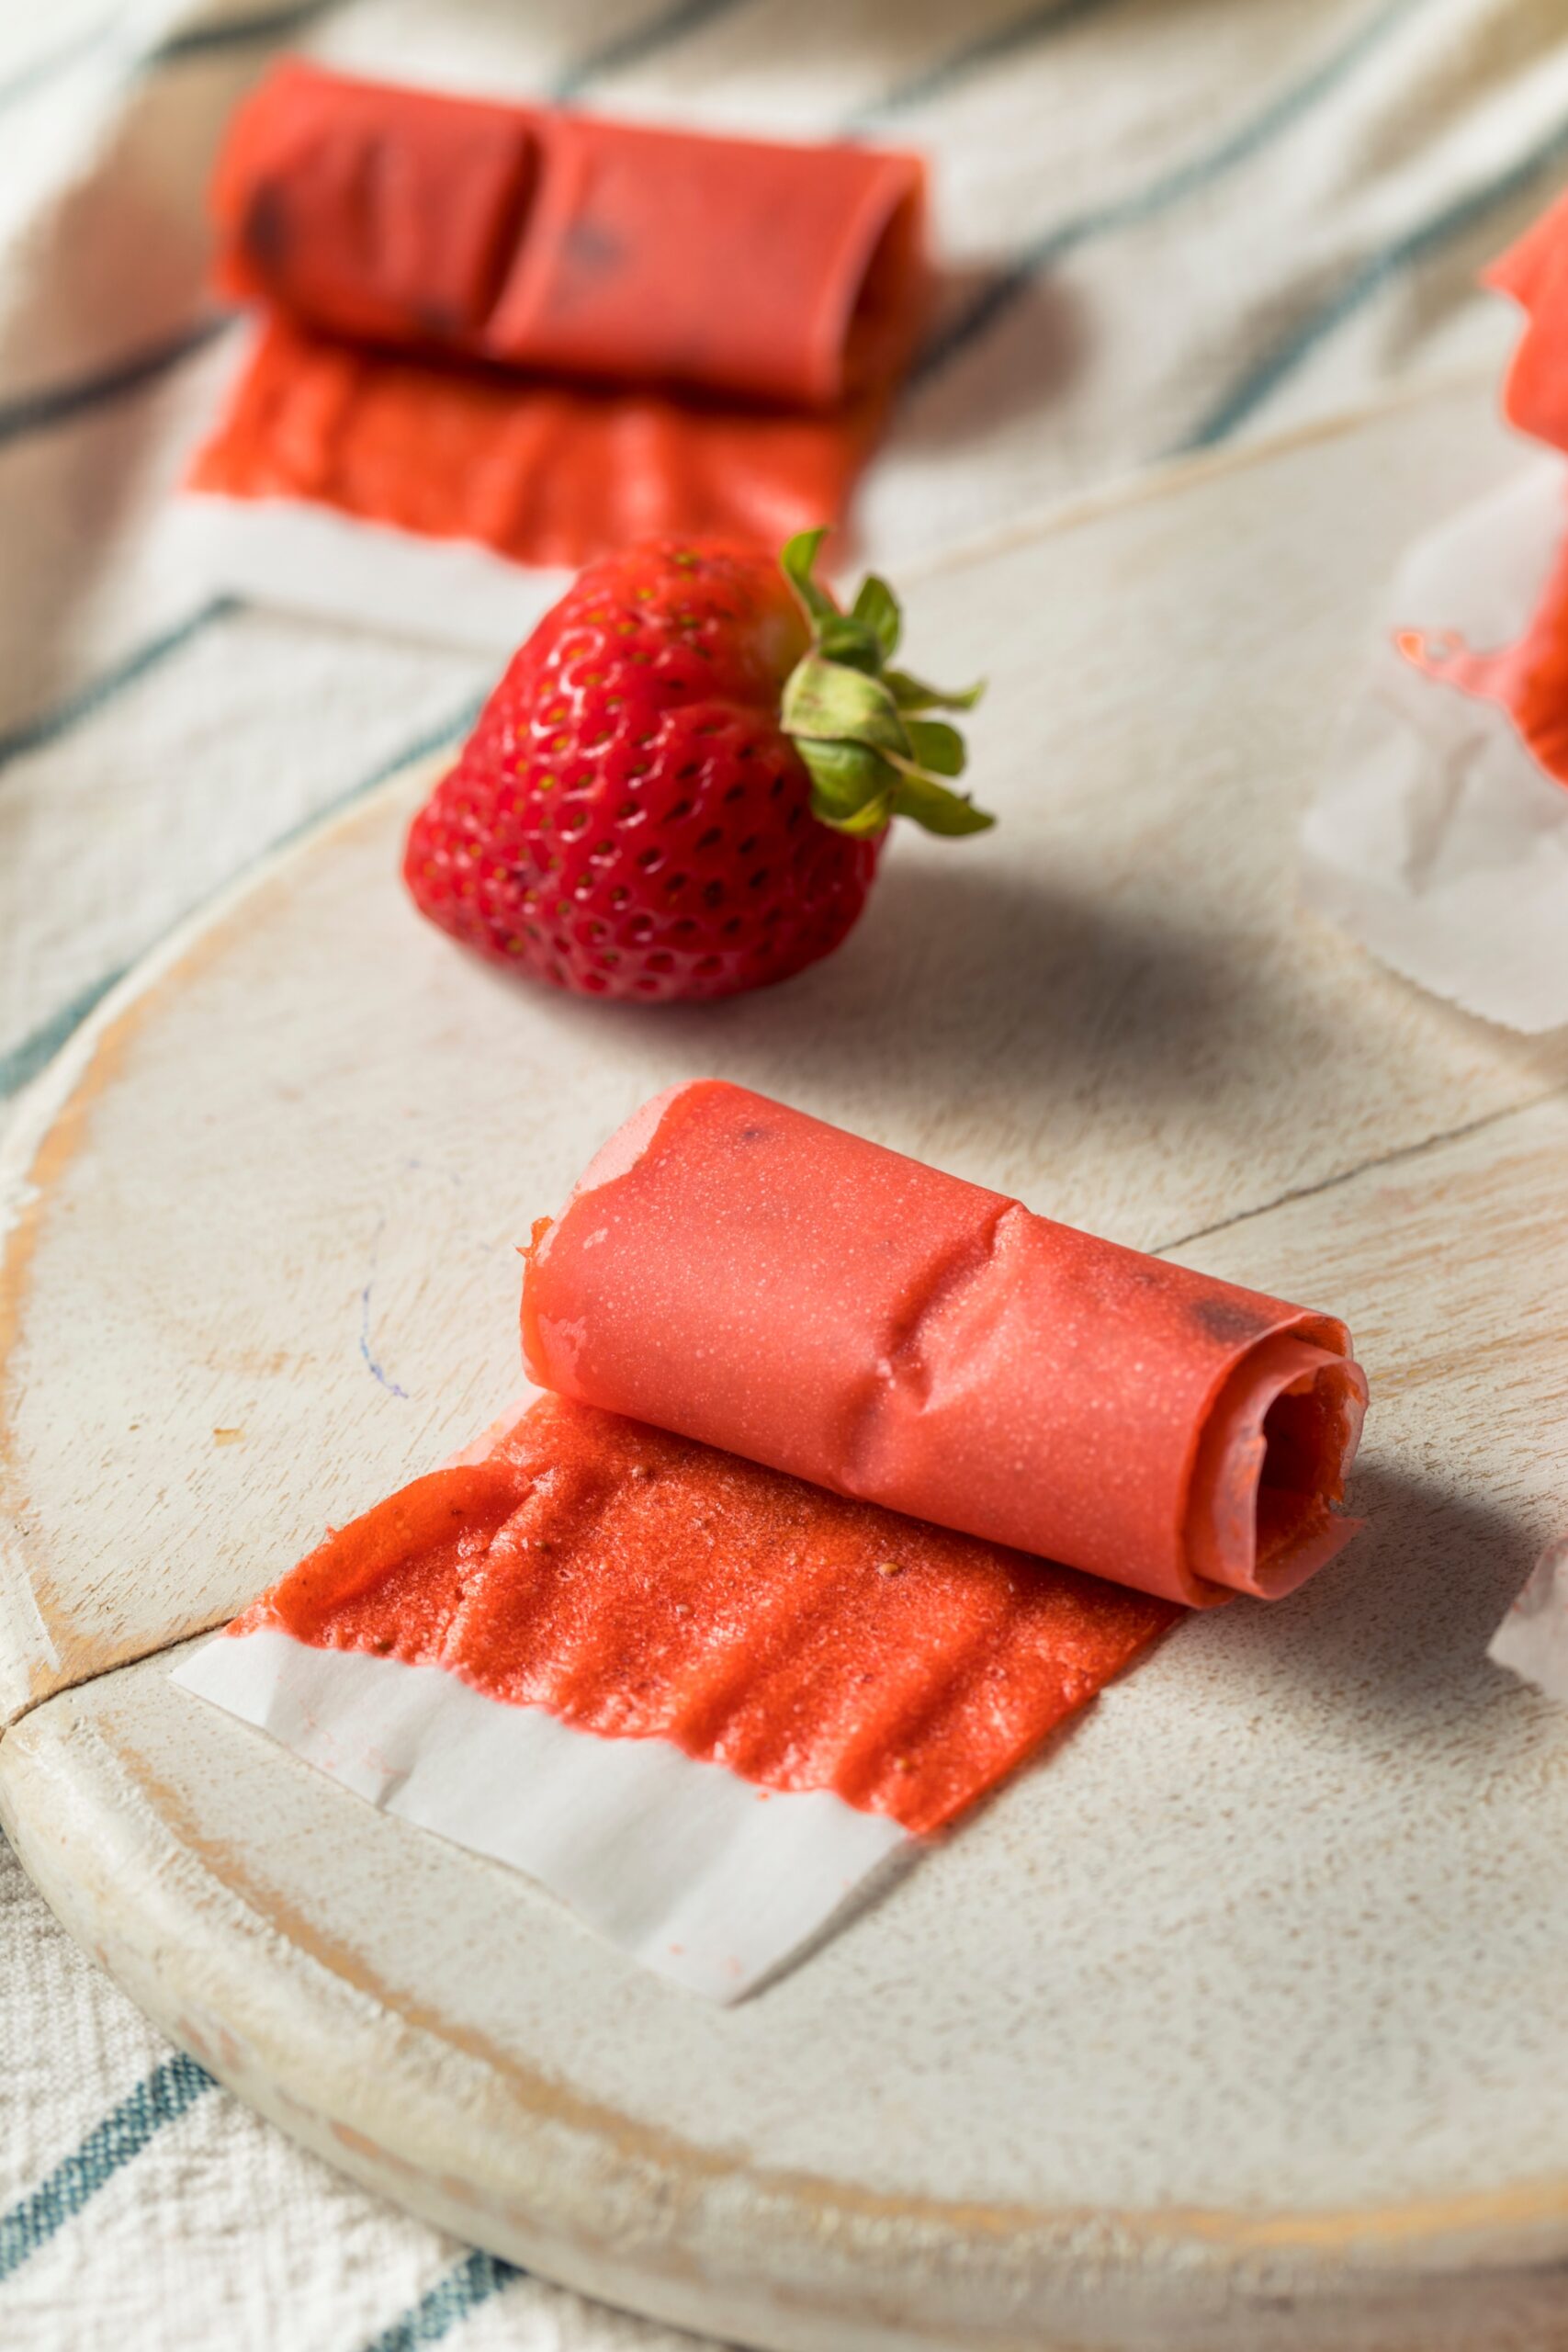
403;531;989;1003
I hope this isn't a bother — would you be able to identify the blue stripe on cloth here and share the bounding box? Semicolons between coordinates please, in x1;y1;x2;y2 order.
1179;108;1568;448
360;2251;523;2352
0;316;231;451
0;598;235;780
0;2052;214;2282
152;1;334;66
914;0;1427;383
552;0;750;98
262;691;485;863
0;689;483;1104
0;966;129;1101
856;0;1125;122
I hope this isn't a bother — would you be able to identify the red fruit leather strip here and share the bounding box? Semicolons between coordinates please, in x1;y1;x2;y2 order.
235;1395;1177;1836
523;1084;1368;1609
212;62;928;409
1490;189;1568;458
1395;512;1568;791
186;317;881;568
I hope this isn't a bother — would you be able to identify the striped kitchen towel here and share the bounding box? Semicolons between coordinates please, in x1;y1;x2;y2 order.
4;0;1568;2345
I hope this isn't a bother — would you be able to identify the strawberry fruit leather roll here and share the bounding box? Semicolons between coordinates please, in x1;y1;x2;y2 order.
524;1082;1368;1609
193;64;926;566
213;63;927;407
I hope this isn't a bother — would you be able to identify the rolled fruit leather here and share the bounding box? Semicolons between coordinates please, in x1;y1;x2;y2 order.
523;1082;1368;1609
211;62;929;408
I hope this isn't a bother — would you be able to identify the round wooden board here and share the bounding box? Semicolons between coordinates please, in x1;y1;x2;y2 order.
6;380;1568;2352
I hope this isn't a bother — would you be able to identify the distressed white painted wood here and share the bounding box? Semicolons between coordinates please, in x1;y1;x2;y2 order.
5;378;1568;2349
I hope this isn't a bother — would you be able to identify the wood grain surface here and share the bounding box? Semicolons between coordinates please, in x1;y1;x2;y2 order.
4;377;1568;2350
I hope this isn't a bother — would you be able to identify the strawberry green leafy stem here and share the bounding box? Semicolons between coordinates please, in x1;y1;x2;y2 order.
778;529;993;839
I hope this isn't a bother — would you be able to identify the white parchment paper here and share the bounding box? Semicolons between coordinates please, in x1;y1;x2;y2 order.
1303;459;1568;1034
175;1628;908;2001
167;492;572;654
1489;1534;1568;1702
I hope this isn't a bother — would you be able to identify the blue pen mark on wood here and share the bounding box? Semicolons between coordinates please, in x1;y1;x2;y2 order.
402;1153;464;1189
358;1218;410;1398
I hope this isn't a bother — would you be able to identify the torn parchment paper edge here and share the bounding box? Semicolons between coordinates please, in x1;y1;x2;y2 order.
1490;1533;1568;1701
173;1627;909;2002
163;492;573;655
1302;458;1568;1034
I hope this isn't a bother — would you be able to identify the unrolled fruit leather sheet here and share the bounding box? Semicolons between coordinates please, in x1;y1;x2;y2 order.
177;1396;1175;1999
